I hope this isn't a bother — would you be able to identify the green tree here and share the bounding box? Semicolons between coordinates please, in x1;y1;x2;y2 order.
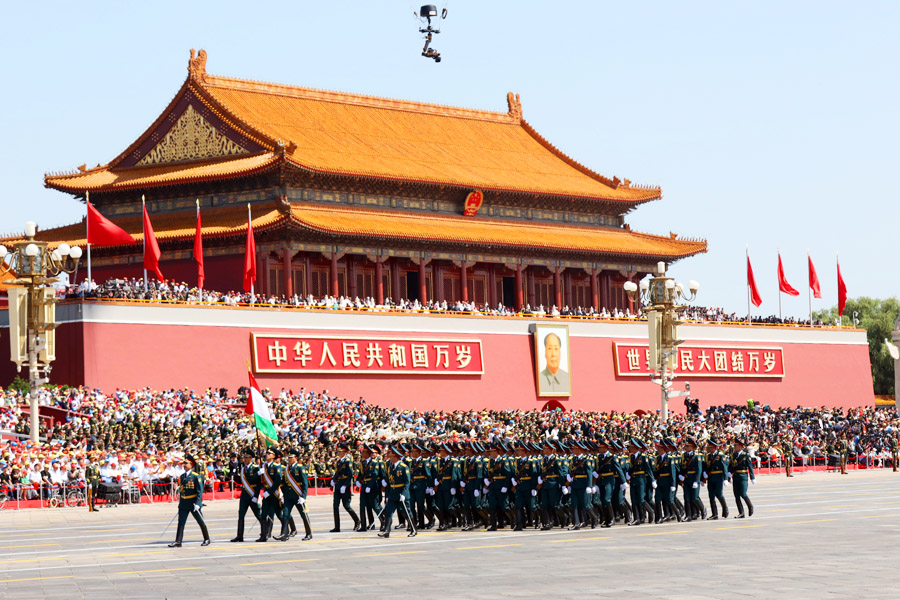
815;297;899;396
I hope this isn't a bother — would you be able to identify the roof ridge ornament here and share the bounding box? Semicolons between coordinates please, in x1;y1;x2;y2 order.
507;92;522;120
188;48;208;82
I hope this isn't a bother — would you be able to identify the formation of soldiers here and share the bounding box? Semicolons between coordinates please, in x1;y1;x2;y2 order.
166;434;759;546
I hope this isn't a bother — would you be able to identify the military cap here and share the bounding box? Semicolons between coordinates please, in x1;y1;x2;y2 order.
733;437;747;447
269;447;283;458
240;447;255;458
183;453;197;466
287;447;301;458
706;439;720;448
389;443;406;456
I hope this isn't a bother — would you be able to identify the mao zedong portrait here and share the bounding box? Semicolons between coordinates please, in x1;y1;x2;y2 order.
539;332;570;394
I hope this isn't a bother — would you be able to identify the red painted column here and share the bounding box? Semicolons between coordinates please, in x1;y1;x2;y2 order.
461;260;468;303
283;247;293;298
527;268;536;307
590;267;598;311
375;257;384;305
305;255;312;297
391;259;401;303
515;264;523;312
419;259;427;303
599;271;609;311
489;265;498;307
348;255;357;298
330;253;339;297
554;266;561;308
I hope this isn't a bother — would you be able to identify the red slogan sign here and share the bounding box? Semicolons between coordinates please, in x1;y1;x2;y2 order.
613;343;785;378
252;334;484;375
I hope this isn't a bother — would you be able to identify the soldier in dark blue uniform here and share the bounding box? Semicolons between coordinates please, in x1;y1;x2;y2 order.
257;446;284;542
231;447;263;542
378;444;417;538
168;455;211;547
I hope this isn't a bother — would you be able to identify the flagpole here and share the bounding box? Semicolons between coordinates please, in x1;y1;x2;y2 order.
85;191;93;287
248;203;255;306
807;249;812;325
777;248;782;322
142;195;148;293
746;245;751;324
196;199;202;294
836;251;841;328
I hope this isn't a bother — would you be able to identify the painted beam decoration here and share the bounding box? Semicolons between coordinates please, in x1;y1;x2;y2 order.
252;333;484;375
613;343;785;378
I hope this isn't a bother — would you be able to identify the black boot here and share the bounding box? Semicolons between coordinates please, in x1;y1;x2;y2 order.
707;500;718;520
349;509;361;531
378;515;391;538
199;519;211;546
643;502;655;525
746;498;754;517
300;511;313;541
330;510;341;533
720;498;729;519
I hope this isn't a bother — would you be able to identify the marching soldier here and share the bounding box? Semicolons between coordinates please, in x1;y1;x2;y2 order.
730;438;756;518
705;439;730;520
435;443;462;530
680;438;706;521
654;439;680;523
567;442;595;529
331;442;360;532
85;453;101;512
612;441;633;524
257;446;284;542
839;434;849;475
513;442;538;531
538;442;563;530
485;442;513;531
275;448;313;541
462;442;486;531
378;444;416;538
168;454;211;547
781;435;794;477
890;434;899;473
595;440;624;528
231;447;263;542
626;439;656;526
357;444;385;532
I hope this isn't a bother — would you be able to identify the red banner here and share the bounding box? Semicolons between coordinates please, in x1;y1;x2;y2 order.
252;334;484;375
613;343;785;378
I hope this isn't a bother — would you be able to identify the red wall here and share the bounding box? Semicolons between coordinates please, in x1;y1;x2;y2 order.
0;306;871;414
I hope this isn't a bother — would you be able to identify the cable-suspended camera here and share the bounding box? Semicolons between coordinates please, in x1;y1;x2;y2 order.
415;4;448;63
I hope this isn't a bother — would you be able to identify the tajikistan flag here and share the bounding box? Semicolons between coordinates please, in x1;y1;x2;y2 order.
246;370;278;446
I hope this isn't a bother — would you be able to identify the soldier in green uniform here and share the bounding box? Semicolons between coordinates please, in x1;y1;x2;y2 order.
729;438;755;518
378;444;417;538
704;439;730;520
595;440;623;527
538;442;563;530
85;454;101;512
435;443;462;530
626;439;656;526
567;442;596;529
781;436;794;477
357;443;385;532
330;442;360;532
168;455;211;547
612;440;633;524
839;434;849;475
889;434;899;473
275;448;313;541
680;437;706;521
462;442;486;531
654;439;680;523
231;447;262;542
485;442;514;530
513;442;538;531
257;446;284;542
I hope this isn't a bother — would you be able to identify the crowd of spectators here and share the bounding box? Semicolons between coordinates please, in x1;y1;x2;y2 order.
2;383;896;503
62;277;829;327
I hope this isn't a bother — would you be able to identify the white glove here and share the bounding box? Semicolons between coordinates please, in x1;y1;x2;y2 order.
592;486;599;494
751;479;756;485
531;489;538;497
297;497;304;505
426;487;433;495
651;481;657;489
592;471;599;478
670;486;676;492
678;475;685;482
381;479;388;487
537;476;543;484
691;482;698;489
561;486;569;495
459;481;466;488
330;480;335;487
255;495;263;505
192;504;200;512
340;486;346;494
501;486;508;493
262;491;270;499
566;474;573;483
365;486;371;493
450;488;456;496
435;479;440;486
473;489;480;497
625;473;631;481
258;468;265;475
701;481;707;487
620;483;627;491
484;478;491;486
511;478;517;487
702;471;708;479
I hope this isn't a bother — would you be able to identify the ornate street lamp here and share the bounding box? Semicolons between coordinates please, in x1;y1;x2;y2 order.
1;222;82;442
624;261;699;425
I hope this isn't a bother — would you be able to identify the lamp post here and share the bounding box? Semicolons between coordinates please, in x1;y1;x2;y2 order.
0;222;82;442
624;261;699;425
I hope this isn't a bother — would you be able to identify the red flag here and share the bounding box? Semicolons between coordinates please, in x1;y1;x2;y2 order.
194;204;204;289
777;253;799;296
837;258;847;316
808;255;822;299
142;204;163;281
243;208;256;292
87;201;136;246
747;255;762;307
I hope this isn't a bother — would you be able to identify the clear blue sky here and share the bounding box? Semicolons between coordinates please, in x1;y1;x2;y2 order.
1;2;897;318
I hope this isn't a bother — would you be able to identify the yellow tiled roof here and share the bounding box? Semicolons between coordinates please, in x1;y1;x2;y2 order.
290;204;707;259
45;153;279;193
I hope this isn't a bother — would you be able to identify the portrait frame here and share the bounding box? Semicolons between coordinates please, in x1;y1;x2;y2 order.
533;323;571;397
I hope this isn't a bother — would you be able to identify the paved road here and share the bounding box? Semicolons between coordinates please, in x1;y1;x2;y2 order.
1;469;898;599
